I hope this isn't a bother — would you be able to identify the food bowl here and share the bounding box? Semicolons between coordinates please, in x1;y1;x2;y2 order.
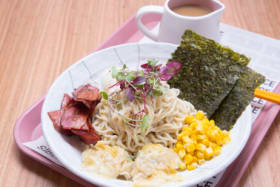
41;43;251;187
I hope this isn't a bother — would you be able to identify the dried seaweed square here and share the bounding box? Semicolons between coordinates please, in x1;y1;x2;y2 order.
211;67;265;130
168;30;250;117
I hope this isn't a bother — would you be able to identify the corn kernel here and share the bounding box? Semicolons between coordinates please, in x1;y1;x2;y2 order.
192;156;198;163
205;147;214;160
222;131;231;144
187;163;197;170
213;126;220;131
183;125;191;132
198;159;205;165
184;154;193;164
182;136;192;144
222;130;230;135
209;120;215;126
213;146;221;156
190;134;197;141
210;130;218;139
202;139;210;147
177;133;183;140
186;143;196;153
210;142;217;149
202;123;209;131
206;130;215;141
178;149;186;159
201;118;210;126
179;163;186;170
195;111;205;120
195;124;203;133
190;121;198;129
176;142;183;150
181;130;190;137
196;151;204;159
184;116;194;124
197;143;206;151
197;134;207;141
223;136;231;144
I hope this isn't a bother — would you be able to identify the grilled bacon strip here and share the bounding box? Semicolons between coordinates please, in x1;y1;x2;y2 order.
73;84;101;113
60;103;89;130
71;129;99;145
47;84;101;145
73;84;101;102
48;110;62;131
61;94;73;108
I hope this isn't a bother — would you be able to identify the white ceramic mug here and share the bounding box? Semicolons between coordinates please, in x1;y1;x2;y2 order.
136;0;225;44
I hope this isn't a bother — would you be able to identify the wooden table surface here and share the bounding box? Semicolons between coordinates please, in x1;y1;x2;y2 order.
1;0;280;186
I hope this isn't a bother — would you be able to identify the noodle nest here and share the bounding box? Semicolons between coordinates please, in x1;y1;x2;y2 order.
92;81;196;153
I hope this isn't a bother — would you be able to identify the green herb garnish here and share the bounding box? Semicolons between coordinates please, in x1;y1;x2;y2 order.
141;114;150;134
110;60;181;103
100;91;108;100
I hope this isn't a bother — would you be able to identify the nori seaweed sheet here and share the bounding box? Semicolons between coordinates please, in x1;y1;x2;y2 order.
211;67;265;130
168;30;250;117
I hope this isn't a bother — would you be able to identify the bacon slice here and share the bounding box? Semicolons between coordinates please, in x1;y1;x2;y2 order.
48;84;101;145
88;100;100;115
60;103;89;130
48;110;62;131
61;94;74;108
48;110;72;135
73;84;101;114
71;129;99;145
73;84;101;103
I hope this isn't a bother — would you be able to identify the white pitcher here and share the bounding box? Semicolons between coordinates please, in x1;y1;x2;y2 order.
136;0;225;44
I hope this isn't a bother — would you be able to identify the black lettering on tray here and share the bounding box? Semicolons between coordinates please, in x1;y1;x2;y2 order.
37;145;55;158
252;106;260;114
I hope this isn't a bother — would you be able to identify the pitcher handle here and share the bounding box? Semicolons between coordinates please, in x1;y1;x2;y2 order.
136;6;164;41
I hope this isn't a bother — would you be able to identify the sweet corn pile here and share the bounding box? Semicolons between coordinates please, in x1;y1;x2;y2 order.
174;111;231;171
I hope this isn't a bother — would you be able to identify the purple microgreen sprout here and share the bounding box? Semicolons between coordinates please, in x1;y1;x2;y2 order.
106;60;181;131
126;87;135;102
132;76;146;85
160;61;181;81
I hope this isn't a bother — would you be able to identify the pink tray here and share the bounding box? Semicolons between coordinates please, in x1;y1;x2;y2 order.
14;14;280;187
